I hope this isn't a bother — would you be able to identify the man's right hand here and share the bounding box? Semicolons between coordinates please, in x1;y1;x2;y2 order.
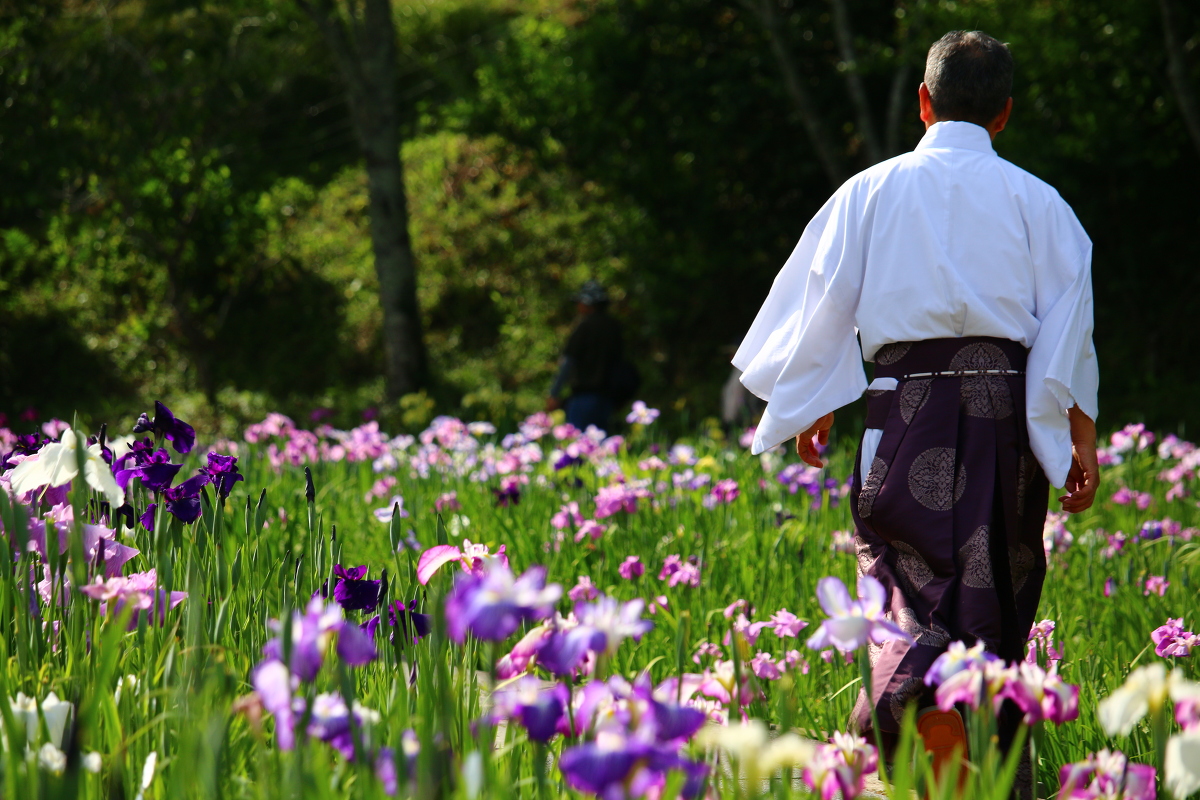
545;396;562;413
1059;405;1099;513
795;412;834;468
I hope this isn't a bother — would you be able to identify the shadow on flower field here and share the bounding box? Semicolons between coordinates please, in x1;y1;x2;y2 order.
0;406;1197;799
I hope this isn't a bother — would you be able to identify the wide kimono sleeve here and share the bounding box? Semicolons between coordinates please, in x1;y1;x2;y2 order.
1025;191;1099;488
732;185;868;455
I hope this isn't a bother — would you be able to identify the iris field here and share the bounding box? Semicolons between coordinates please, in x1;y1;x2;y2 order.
0;403;1197;799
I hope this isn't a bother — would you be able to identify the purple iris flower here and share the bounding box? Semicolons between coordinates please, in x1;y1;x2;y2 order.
115;446;182;493
1059;750;1156;800
139;503;158;531
252;659;297;749
333;565;383;613
262;597;378;682
559;727;706;798
163;473;210;524
201;452;244;499
362;600;430;646
492;677;570;743
2;433;47;469
559;736;647;795
537;626;607;677
132;401;196;455
492;476;522;507
444;561;562;643
386;599;431;642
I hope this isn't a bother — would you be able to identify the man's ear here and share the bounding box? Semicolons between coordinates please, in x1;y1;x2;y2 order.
918;83;936;127
988;97;1014;138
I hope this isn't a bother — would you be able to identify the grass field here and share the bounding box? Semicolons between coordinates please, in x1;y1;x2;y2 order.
0;406;1197;799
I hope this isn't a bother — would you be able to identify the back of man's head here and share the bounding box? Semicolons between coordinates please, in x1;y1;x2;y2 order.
924;31;1013;127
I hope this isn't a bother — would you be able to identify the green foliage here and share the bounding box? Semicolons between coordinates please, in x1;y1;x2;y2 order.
260;130;645;425
1;0;1199;433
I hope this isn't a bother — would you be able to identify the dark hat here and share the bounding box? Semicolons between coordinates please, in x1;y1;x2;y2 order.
575;280;610;306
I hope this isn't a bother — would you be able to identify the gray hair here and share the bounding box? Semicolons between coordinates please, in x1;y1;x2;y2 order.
924;31;1013;127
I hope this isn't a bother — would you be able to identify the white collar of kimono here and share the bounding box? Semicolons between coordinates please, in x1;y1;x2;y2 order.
915;120;996;155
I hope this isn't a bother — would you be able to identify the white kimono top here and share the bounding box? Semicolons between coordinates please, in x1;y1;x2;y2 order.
733;120;1098;489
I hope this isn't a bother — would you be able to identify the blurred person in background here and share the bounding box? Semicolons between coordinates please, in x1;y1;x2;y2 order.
733;30;1099;784
546;281;626;433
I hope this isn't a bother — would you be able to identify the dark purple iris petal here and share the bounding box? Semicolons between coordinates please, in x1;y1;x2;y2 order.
336;619;378;665
2;434;47;470
536;628;605;677
333;564;382;612
517;692;565;743
553;452;581;471
114;438;156;470
116;460;183;493
201;452;244;499
650;699;706;743
492;484;521;507
559;744;640;794
133;401;196;455
162;473;209;524
387;600;431;642
140;503;158;532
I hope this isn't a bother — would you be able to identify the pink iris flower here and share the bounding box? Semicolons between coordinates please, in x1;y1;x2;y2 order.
416;539;508;585
997;661;1081;726
803;732;878;800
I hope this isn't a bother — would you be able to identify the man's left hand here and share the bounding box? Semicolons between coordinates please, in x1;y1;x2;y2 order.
795;412;834;468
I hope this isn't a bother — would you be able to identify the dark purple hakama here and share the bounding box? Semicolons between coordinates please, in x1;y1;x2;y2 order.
847;337;1050;733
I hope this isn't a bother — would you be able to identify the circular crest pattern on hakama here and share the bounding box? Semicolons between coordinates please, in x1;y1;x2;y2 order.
960;525;994;588
950;343;1014;419
893;541;935;594
895;606;951;648
890;676;927;725
960;527;1038;595
908;447;965;511
875;342;911;365
854;535;878;577
1016;455;1034;517
900;379;932;424
859;458;888;519
1009;543;1036;594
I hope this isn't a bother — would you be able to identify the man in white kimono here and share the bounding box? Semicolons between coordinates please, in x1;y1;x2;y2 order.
733;30;1100;771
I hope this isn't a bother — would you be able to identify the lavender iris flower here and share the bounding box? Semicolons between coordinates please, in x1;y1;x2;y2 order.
537;626;606;677
444;561;562;643
805;575;913;653
333;565;383;613
132;401;196;455
492;677;569;743
201;452;244;499
557;675;708;798
262;598;378;682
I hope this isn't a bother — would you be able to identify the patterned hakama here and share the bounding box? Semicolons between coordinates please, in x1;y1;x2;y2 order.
849;337;1050;733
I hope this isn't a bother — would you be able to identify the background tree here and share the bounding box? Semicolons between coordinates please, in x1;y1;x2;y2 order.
296;0;428;401
1;0;1197;438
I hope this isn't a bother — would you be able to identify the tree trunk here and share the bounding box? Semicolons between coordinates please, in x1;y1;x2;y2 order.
829;0;883;164
1158;0;1200;160
748;0;847;188
299;0;428;400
